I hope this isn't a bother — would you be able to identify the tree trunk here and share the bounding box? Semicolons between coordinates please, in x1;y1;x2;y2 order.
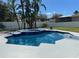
34;19;37;28
16;16;20;30
23;21;26;29
13;8;20;30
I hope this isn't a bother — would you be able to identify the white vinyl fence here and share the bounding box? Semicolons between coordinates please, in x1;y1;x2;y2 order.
0;21;49;30
0;21;79;30
0;22;27;30
52;22;79;27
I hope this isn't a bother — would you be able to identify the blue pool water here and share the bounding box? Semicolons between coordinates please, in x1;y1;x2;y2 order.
6;31;66;46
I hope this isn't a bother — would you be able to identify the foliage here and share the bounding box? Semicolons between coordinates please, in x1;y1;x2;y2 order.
0;23;5;29
7;0;20;29
38;14;48;21
73;10;79;15
50;26;53;29
31;0;46;28
17;0;46;29
0;0;46;29
52;13;63;22
0;1;14;22
41;23;48;28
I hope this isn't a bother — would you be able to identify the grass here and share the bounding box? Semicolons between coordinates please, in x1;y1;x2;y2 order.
53;27;79;32
1;27;79;33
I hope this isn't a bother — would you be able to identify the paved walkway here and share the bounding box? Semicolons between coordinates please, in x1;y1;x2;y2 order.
0;30;79;58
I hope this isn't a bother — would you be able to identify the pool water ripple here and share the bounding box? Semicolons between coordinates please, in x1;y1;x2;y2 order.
6;31;66;46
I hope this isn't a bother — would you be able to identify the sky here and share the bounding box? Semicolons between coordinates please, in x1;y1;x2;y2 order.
2;0;79;17
41;0;79;17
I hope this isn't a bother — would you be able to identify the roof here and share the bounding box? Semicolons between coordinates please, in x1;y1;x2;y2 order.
49;15;79;19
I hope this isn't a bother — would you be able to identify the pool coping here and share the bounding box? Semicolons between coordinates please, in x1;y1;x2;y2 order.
1;28;79;58
0;28;79;44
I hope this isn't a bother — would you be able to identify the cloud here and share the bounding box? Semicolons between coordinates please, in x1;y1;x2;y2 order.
46;12;52;15
45;12;52;18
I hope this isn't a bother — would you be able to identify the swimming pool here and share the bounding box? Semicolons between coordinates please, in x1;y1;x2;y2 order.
6;30;70;46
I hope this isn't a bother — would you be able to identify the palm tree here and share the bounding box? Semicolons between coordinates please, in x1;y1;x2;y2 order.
17;0;46;29
31;0;46;28
24;0;32;28
8;0;20;30
17;0;31;29
16;0;25;29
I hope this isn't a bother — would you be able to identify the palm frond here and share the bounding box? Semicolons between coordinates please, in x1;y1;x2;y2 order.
16;5;21;10
41;4;46;11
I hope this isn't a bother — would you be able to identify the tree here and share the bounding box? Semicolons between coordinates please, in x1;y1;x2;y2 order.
17;0;26;29
17;0;32;29
52;13;63;22
17;0;46;29
38;14;48;21
7;0;20;29
73;10;79;15
0;1;6;21
0;1;14;22
31;0;46;28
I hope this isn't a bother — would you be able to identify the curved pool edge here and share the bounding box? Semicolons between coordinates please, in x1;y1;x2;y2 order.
53;29;79;36
1;29;79;45
1;29;79;58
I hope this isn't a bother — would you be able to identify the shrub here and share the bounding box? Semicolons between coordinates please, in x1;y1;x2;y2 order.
41;23;48;28
0;23;5;29
50;26;53;29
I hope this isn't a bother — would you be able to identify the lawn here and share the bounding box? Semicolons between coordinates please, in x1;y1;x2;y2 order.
53;27;79;32
1;27;79;33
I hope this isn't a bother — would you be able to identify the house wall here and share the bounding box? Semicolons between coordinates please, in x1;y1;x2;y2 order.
72;17;79;21
58;17;72;22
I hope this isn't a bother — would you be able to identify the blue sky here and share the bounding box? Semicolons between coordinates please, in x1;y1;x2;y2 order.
41;0;79;16
3;0;79;17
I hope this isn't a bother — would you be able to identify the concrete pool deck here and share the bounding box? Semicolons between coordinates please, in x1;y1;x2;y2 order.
0;29;79;58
